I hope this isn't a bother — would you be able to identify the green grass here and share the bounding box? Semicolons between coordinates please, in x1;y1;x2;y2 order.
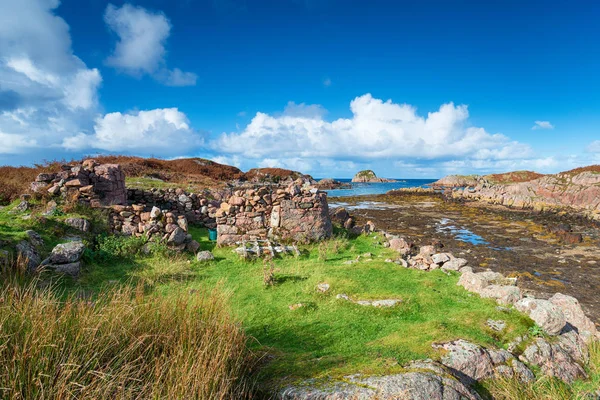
2;199;592;394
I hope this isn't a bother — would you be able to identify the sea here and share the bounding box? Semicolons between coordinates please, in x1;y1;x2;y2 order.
319;178;438;197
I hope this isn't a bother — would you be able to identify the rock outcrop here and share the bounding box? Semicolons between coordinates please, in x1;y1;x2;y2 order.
280;360;481;400
351;170;396;183
440;168;600;221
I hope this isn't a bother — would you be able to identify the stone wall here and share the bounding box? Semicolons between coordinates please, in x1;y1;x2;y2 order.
108;205;201;252
126;188;219;227
216;184;332;245
31;159;126;207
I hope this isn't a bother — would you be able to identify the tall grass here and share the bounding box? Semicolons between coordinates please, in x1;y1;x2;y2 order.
0;279;256;399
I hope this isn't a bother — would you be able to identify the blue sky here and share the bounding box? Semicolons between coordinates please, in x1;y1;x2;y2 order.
0;0;599;178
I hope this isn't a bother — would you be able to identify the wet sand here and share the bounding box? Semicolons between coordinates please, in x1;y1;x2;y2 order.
330;192;600;323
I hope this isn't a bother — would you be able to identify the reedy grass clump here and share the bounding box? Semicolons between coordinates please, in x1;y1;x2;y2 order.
0;279;256;399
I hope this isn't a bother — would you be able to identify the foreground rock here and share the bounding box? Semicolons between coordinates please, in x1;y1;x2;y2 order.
514;298;566;336
351;170;397;183
280;360;481;400
40;240;85;277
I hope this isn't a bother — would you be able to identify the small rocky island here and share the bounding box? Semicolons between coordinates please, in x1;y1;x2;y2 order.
352;170;396;183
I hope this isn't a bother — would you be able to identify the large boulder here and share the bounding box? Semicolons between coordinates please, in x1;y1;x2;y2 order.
279;360;480;400
520;337;587;383
196;251;215;262
41;241;85;265
549;293;598;341
167;227;187;246
433;340;534;384
514;298;566;335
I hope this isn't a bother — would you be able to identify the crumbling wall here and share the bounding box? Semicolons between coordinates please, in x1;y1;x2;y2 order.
216;184;332;245
126;188;219;227
31;159;126;207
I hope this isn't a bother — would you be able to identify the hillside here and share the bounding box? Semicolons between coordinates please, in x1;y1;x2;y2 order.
0;156;314;205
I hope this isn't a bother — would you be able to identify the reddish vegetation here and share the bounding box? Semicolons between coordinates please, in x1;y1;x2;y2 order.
0;161;65;204
484;170;545;184
0;156;314;205
93;156;244;181
560;165;600;176
244;168;310;182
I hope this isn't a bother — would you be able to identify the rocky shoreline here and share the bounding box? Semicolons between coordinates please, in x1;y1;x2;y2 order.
280;221;598;399
431;169;600;222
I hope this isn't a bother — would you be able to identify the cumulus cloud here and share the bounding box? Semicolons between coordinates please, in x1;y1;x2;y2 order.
587;140;600;153
532;120;554;130
0;0;102;157
104;3;197;86
217;94;532;163
62;108;203;156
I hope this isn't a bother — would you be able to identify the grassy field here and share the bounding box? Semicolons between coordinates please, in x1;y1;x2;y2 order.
2;199;600;398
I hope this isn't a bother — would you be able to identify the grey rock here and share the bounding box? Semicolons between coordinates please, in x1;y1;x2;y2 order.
16;241;40;272
49;261;81;277
486;319;506;332
515;298;566;335
150;206;162;219
25;230;44;248
441;258;468;271
431;253;450;264
15;200;29;212
479;285;521;305
65;217;91;232
371;299;402;307
41;241;85;265
434;339;494;383
196;251;215;262
317;283;330;293
279;360;481;400
167;227;187;246
185;240;201;253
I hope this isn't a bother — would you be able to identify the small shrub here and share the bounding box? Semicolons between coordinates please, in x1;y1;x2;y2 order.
528;324;544;337
89;234;147;262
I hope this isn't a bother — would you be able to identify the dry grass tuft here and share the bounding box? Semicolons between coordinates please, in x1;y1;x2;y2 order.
0;279;257;399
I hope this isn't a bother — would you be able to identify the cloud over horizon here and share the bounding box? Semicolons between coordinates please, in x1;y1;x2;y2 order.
215;94;548;175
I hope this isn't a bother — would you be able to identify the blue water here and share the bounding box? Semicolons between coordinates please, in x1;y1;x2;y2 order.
322;178;437;197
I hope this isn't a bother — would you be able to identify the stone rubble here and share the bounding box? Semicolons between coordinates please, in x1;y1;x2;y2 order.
31;159;126;207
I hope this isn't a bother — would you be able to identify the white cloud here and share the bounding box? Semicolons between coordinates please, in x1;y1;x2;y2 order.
323;77;332;87
0;132;38;154
163;68;197;87
104;3;197;86
0;0;102;157
532;120;554;130
211;155;242;168
217;94;532;162
63;108;203;156
587;140;600;153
